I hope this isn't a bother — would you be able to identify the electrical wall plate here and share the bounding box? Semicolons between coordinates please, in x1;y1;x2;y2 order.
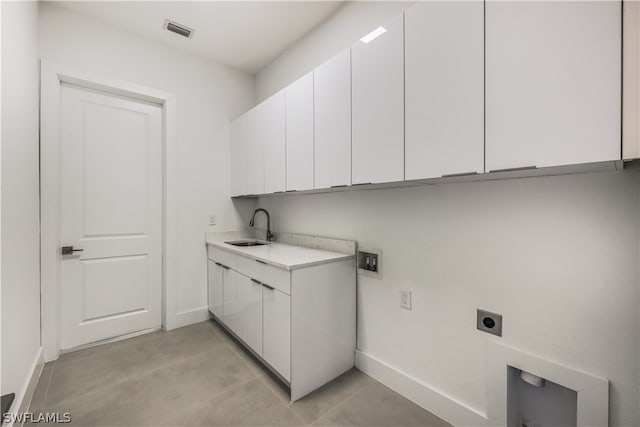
357;247;381;279
400;290;412;309
477;309;502;337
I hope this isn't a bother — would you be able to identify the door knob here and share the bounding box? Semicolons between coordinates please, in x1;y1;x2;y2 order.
61;246;84;255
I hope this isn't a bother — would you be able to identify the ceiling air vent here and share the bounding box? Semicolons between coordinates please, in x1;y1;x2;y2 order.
163;19;194;39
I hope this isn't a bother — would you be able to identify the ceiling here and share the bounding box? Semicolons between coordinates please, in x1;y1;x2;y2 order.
53;1;344;74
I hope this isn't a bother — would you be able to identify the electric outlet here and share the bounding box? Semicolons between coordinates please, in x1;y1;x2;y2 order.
209;215;217;226
400;290;412;310
476;309;502;336
357;248;382;279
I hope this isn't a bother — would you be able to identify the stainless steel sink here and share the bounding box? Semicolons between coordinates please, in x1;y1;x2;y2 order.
225;240;269;247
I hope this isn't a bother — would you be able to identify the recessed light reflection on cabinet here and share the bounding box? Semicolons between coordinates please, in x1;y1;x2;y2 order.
360;26;387;43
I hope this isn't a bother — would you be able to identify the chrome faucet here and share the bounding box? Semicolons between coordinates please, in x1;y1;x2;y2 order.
249;208;273;242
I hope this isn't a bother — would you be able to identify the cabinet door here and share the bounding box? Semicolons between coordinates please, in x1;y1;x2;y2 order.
314;49;351;189
352;15;404;184
286;72;314;191
207;260;224;318
245;108;264;195
261;91;286;194
263;286;290;381
241;276;263;356
486;1;621;171
222;268;242;336
405;2;484;180
230;113;248;196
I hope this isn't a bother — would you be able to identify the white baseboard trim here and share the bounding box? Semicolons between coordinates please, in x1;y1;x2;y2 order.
4;347;44;427
166;307;210;330
355;350;487;427
59;327;161;356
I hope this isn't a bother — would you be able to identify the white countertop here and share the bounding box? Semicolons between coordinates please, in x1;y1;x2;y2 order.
206;237;355;270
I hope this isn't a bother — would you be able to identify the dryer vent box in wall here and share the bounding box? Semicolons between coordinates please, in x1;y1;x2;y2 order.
358;248;381;279
477;309;502;336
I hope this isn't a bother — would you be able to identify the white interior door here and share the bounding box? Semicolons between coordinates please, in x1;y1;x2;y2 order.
59;84;162;350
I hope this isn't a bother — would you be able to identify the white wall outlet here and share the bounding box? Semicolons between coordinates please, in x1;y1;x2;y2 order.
208;215;217;226
400;290;412;310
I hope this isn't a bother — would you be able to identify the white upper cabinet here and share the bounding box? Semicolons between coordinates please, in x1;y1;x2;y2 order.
351;15;404;184
245;107;264;195
230;113;248;196
230;1;623;196
286;72;314;191
486;1;621;172
405;2;484;180
233;91;285;196
314;49;352;189
261;90;286;193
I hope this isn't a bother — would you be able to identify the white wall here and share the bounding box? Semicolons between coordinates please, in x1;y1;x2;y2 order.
38;3;256;326
253;2;640;425
1;0;42;403
256;173;640;426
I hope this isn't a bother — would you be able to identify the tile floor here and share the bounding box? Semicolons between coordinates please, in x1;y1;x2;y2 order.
27;320;451;426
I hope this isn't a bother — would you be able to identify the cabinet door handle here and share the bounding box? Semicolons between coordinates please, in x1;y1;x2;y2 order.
221;265;230;270
250;278;262;285
255;259;267;265
61;246;83;255
214;262;222;267
262;283;275;291
489;165;537;173
441;171;478;178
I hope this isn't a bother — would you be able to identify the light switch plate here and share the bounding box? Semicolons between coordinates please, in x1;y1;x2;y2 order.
208;215;217;226
357;247;382;279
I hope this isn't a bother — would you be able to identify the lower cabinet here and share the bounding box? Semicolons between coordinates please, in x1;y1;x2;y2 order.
241;276;263;355
207;248;355;402
222;267;242;337
207;260;223;319
262;286;291;381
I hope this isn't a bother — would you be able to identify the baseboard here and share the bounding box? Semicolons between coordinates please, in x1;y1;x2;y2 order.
4;347;44;427
59;327;161;356
166;307;210;330
355;350;487;427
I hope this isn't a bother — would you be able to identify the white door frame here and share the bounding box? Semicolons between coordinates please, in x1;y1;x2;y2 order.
40;60;178;361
